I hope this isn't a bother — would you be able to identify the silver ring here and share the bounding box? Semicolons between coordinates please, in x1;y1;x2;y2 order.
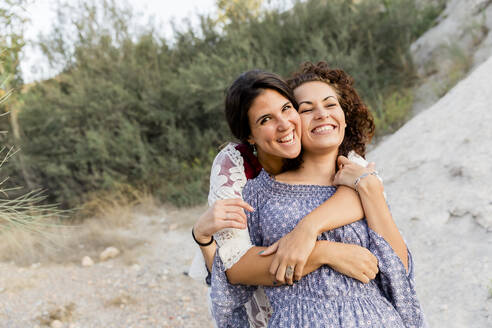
285;265;294;278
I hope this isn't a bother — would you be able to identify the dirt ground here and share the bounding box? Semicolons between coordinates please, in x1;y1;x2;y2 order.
0;205;214;328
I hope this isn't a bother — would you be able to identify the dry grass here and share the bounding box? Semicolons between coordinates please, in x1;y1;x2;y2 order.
0;174;206;267
104;292;137;308
35;302;76;326
77;186;159;227
0;189;161;266
161;203;207;229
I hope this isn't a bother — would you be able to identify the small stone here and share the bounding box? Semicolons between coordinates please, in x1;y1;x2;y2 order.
31;262;41;269
131;264;141;271
99;247;120;261
51;320;63;328
81;256;94;267
449;166;464;177
439;304;448;311
168;223;178;230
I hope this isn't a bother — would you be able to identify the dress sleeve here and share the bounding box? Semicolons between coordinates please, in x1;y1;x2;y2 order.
243;180;263;247
368;228;427;328
188;144;254;283
210;250;257;328
209;178;269;328
210;143;254;269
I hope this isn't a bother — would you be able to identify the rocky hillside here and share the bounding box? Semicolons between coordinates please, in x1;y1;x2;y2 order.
369;4;492;325
411;0;492;113
368;55;492;327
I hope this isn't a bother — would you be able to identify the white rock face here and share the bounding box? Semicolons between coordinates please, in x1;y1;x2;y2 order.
368;56;492;327
412;0;492;74
99;247;120;261
411;0;492;114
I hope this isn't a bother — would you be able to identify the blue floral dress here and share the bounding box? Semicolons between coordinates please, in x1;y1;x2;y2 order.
211;170;426;328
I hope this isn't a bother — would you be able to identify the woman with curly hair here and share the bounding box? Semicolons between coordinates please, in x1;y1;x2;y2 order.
209;62;425;327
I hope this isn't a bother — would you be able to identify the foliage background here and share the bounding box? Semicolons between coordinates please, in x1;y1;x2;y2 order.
2;0;445;209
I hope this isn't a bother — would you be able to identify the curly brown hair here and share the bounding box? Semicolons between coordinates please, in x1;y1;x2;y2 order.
285;61;375;169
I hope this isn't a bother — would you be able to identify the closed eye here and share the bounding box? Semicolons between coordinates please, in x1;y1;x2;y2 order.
300;108;313;114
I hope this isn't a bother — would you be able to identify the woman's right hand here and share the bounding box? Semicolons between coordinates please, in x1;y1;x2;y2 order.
192;198;253;244
259;223;317;285
324;242;379;284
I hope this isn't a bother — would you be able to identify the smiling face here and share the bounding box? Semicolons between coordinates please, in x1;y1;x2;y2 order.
247;89;302;161
293;81;346;155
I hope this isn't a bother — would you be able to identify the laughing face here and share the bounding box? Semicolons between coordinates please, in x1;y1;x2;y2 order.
293;81;346;154
247;89;302;161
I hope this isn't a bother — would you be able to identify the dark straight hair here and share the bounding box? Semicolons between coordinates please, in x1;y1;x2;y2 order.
225;70;298;144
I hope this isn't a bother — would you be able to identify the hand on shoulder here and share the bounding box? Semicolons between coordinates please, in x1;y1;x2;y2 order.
334;154;381;192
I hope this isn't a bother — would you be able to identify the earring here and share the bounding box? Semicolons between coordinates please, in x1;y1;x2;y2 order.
251;144;257;156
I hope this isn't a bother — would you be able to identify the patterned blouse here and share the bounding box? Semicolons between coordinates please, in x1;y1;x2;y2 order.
210;170;427;328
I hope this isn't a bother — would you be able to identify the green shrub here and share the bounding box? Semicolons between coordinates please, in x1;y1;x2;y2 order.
373;89;414;136
432;42;473;98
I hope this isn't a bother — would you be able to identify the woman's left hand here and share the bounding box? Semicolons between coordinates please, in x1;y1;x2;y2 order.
333;155;376;190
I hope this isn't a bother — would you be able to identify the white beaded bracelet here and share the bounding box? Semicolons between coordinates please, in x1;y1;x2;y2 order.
354;171;379;192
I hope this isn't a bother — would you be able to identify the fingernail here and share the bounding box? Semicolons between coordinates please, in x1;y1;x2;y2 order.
258;251;264;255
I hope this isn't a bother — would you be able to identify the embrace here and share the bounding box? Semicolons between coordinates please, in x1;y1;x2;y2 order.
190;62;426;327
